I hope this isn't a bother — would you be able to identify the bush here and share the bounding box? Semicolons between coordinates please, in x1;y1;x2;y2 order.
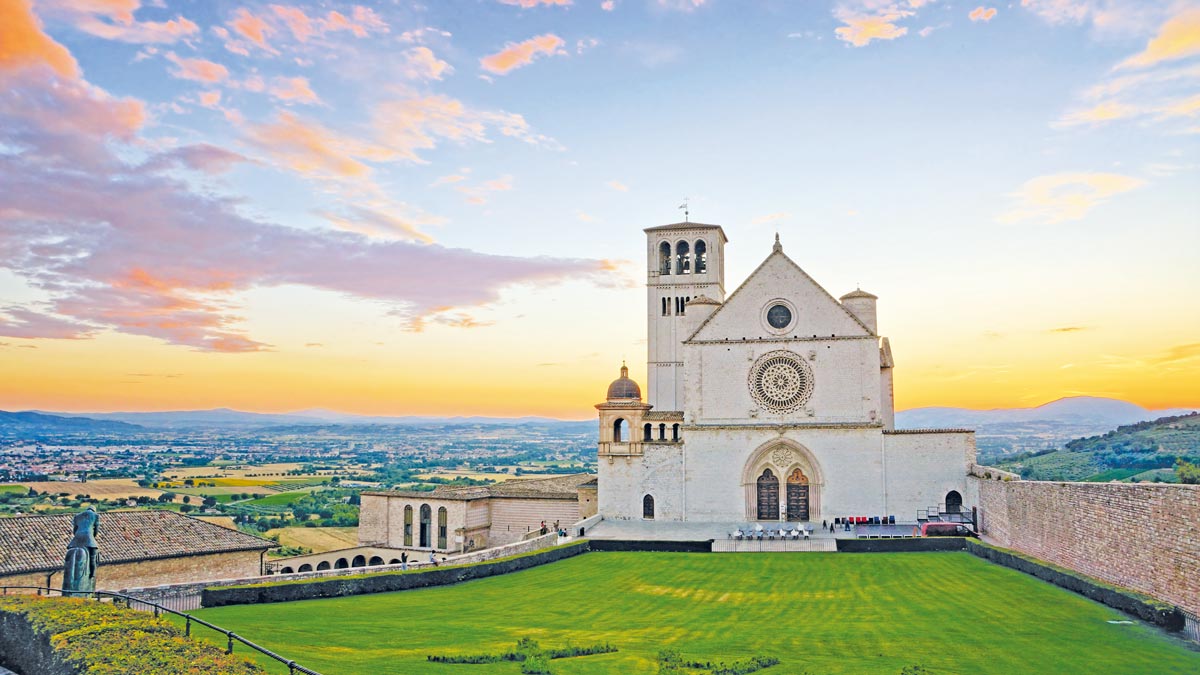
521;654;553;674
0;596;265;675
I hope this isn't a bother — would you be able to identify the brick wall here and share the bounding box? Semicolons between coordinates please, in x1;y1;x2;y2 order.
973;475;1200;616
0;551;263;595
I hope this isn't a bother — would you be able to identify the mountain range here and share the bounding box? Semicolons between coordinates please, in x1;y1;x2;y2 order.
895;397;1193;429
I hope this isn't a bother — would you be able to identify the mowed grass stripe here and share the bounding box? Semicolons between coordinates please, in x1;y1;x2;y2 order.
188;552;1200;675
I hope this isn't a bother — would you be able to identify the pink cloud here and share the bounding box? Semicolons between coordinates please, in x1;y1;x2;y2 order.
480;33;566;74
230;8;273;50
403;46;452;80
969;6;998;22
243;111;391;177
198;90;222;108
39;0;200;44
602;0;615;9
269;75;320;104
165;52;229;83
0;307;95;340
270;4;316;41
142;143;249;174
499;0;573;7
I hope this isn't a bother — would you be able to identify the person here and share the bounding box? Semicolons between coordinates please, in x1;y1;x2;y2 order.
540;520;548;535
429;550;436;564
400;552;408;571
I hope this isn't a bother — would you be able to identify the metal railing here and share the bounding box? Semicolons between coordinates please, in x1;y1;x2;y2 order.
1182;608;1200;644
0;586;322;675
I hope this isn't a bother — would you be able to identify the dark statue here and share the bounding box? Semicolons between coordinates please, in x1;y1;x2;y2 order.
63;507;99;596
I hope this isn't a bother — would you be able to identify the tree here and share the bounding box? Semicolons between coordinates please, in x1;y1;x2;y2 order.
181;495;191;504
1176;458;1200;484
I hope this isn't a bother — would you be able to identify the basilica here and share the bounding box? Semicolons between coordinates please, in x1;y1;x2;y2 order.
595;222;976;524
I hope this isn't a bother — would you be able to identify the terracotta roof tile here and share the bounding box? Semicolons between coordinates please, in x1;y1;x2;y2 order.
0;510;273;576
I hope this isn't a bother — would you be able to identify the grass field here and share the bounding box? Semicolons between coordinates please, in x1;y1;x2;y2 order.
0;484;27;495
264;526;359;552
189;552;1199;674
241;490;320;508
17;479;167;501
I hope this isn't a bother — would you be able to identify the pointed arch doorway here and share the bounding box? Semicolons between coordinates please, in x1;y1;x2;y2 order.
756;469;779;520
786;468;809;521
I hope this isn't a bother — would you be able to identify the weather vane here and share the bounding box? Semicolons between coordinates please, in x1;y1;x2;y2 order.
679;198;690;223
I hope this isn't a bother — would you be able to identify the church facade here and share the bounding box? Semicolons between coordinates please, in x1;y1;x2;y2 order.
596;222;976;524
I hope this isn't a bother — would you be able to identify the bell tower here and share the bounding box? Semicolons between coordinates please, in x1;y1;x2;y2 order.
644;222;727;410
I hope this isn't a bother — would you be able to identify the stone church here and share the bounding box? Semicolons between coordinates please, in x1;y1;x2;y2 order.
596;222;976;524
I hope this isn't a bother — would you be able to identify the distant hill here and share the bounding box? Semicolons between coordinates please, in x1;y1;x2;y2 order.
897;397;1196;460
29;408;591;430
0;411;144;437
995;412;1200;482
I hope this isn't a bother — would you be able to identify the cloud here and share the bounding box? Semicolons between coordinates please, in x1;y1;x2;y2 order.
230;8;273;51
480;34;566;74
834;1;928;47
1118;8;1200;69
38;0;200;44
142;143;249;174
606;180;629;191
318;204;437;242
165;52;229;83
0;68;618;349
751;212;790;225
243;111;390;178
269;76;320;104
0;0;81;78
999;172;1145;224
267;4;390;43
1049;326;1089;333
453;175;515;205
1056;94;1200;127
197;90;221;108
402;46;453;80
602;0;616;10
0;307;95;340
657;0;706;10
969;7;997;22
499;0;572;6
1150;343;1200;365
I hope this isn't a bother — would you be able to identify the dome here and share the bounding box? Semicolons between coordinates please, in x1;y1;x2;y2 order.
606;363;642;401
840;288;877;300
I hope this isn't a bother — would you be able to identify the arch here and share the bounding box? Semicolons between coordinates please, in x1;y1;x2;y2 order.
369;556;385;566
671;423;680;441
695;239;707;273
741;439;824;522
613;418;625;443
786;468;810;521
298;563;312;573
642;494;655;520
675;240;690;275
756;469;779;520
335;558;348;569
280;566;294;574
403;504;413;547
437;507;448;549
389;559;401;565
643;423;652;441
352;554;366;567
658;423;666;440
419;504;432;548
316;560;331;571
945;490;963;514
659;241;672;275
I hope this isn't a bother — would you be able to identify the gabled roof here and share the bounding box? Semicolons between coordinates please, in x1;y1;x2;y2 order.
0;510;274;577
686;244;874;342
880;337;894;369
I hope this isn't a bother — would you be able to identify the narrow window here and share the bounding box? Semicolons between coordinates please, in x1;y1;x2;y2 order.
643;494;655;520
613;418;625;443
437;507;448;549
658;423;666;440
659;241;672;275
643;423;652;441
662;297;668;316
403;505;413;547
676;241;691;275
695;240;707;273
420;504;432;548
672;423;680;441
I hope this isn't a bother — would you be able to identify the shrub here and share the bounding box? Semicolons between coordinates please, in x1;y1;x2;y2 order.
520;654;553;674
0;596;265;675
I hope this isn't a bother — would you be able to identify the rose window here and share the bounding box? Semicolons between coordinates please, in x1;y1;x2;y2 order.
749;351;814;413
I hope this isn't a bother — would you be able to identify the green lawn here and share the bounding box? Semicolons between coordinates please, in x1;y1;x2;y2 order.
239;489;319;507
189;552;1199;675
0;484;27;495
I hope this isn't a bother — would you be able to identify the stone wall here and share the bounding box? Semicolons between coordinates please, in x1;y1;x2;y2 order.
973;475;1200;616
0;550;263;595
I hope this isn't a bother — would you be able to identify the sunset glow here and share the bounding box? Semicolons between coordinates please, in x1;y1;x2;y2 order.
1;0;1197;417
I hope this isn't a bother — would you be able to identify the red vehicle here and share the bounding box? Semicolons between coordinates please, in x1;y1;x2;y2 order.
920;522;977;537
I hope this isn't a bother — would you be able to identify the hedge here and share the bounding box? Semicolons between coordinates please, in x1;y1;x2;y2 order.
587;539;714;553
836;537;969;553
964;540;1185;631
0;596;264;675
203;540;590;607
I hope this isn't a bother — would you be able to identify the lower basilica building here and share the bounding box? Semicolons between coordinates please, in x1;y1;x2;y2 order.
596;222;976;524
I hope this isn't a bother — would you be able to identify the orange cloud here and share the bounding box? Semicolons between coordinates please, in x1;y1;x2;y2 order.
270;4;315;41
480;33;565;74
0;0;81;78
270;76;319;104
834;5;912;47
969;7;997;22
244;111;392;178
165;52;229;82
999;172;1145;224
230;8;272;50
198;90;222;108
1119;8;1200;70
403;46;452;80
606;180;628;192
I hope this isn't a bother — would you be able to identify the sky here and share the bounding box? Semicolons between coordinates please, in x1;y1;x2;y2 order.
0;0;1197;418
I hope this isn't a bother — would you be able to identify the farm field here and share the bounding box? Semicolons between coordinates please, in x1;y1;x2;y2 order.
415;470;569;482
0;485;27;495
264;526;359;552
190;552;1200;675
17;479;170;501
